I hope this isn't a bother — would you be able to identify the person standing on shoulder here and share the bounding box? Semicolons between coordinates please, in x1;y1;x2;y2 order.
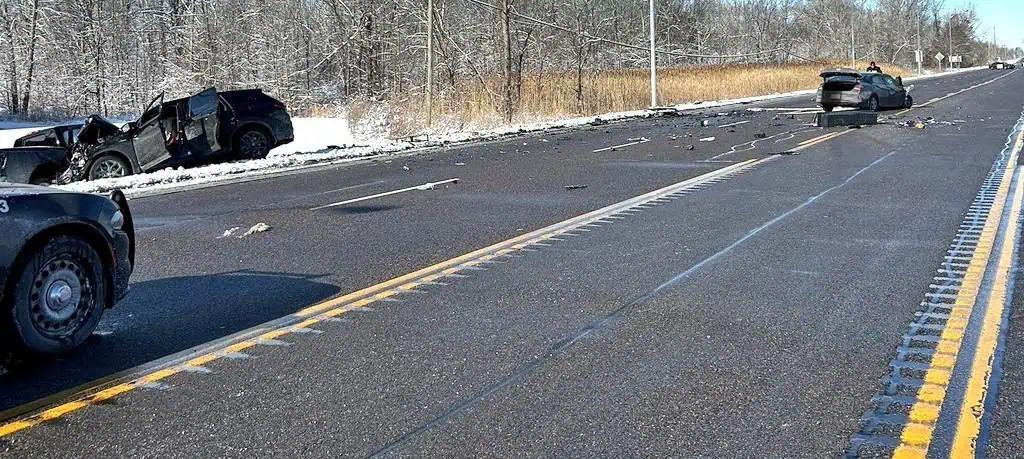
866;61;882;73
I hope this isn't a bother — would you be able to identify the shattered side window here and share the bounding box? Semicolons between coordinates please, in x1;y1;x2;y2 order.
188;88;218;120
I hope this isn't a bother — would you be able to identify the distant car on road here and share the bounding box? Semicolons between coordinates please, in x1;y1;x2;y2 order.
8;88;294;182
816;68;912;112
0;185;134;354
989;61;1016;70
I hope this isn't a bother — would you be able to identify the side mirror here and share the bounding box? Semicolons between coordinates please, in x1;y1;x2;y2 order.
895;76;904;87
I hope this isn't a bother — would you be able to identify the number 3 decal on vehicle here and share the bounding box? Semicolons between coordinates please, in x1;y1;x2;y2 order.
0;200;8;213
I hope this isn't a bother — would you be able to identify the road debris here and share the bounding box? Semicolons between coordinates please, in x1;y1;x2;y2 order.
893;116;962;130
240;223;272;238
309;178;460;211
218;226;241;239
816;111;878;128
686;144;695;150
699;136;716;142
564;185;588;191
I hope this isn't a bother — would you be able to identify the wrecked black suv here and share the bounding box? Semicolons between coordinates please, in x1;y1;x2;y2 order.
13;88;293;182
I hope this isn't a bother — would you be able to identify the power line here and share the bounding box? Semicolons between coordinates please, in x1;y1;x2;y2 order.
461;0;783;60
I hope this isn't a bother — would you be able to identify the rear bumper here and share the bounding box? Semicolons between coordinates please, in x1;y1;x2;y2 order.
269;110;294;147
816;91;866;108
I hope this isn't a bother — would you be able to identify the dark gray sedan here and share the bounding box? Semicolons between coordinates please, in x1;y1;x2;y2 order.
816;68;913;112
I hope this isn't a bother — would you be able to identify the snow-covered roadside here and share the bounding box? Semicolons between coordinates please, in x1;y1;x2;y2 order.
2;66;987;197
0;125;54;147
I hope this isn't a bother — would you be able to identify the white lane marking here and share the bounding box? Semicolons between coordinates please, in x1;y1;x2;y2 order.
718;120;751;129
897;70;1017;113
309;178;460;211
748;107;819;112
593;137;650;153
703;127;816;161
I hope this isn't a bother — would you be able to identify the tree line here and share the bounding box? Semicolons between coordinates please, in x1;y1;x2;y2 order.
0;0;1018;120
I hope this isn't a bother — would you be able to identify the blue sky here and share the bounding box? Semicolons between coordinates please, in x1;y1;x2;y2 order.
953;0;1024;48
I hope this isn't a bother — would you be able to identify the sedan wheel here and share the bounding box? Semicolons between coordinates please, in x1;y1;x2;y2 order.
2;236;107;354
868;97;879;112
31;258;91;340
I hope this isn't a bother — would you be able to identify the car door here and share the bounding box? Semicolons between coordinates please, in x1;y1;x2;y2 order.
867;75;889;107
133;109;172;171
881;76;901;107
886;76;907;107
181;88;222;159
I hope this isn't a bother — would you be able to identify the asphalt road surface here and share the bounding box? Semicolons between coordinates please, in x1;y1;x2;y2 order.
3;68;1024;458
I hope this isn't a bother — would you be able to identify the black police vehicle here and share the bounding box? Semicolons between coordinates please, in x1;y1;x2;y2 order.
0;184;134;354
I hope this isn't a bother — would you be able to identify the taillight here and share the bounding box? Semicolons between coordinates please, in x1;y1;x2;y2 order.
852;84;862;93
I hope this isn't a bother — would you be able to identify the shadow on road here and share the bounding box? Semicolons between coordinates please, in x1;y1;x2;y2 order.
328;204;400;214
0;270;340;413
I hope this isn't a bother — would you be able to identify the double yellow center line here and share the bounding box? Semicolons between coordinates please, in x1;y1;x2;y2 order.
893;126;1024;459
0;158;767;439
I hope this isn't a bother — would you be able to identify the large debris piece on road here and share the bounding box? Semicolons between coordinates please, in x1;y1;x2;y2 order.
815;111;879;128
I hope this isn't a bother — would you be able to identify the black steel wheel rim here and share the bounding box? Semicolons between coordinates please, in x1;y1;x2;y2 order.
28;255;94;339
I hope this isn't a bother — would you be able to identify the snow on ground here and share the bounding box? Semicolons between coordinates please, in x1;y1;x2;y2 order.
0;125;58;148
268;117;358;156
1;66;987;197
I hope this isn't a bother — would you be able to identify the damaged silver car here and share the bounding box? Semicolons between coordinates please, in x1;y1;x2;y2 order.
816;68;913;112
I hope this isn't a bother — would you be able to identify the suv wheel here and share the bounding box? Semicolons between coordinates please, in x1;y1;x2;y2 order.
88;155;130;180
2;236;108;354
237;129;271;159
867;96;880;112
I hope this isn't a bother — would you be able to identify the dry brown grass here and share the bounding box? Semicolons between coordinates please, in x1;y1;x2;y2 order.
361;61;912;137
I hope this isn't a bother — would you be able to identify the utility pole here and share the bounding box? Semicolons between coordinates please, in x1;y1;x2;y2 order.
993;26;997;61
501;0;512;123
426;0;434;128
948;15;954;71
648;0;657;108
850;19;856;68
916;9;922;75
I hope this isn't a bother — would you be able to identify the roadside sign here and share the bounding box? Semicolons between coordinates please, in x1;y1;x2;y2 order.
935;52;946;62
951;55;963;63
915;50;923;63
